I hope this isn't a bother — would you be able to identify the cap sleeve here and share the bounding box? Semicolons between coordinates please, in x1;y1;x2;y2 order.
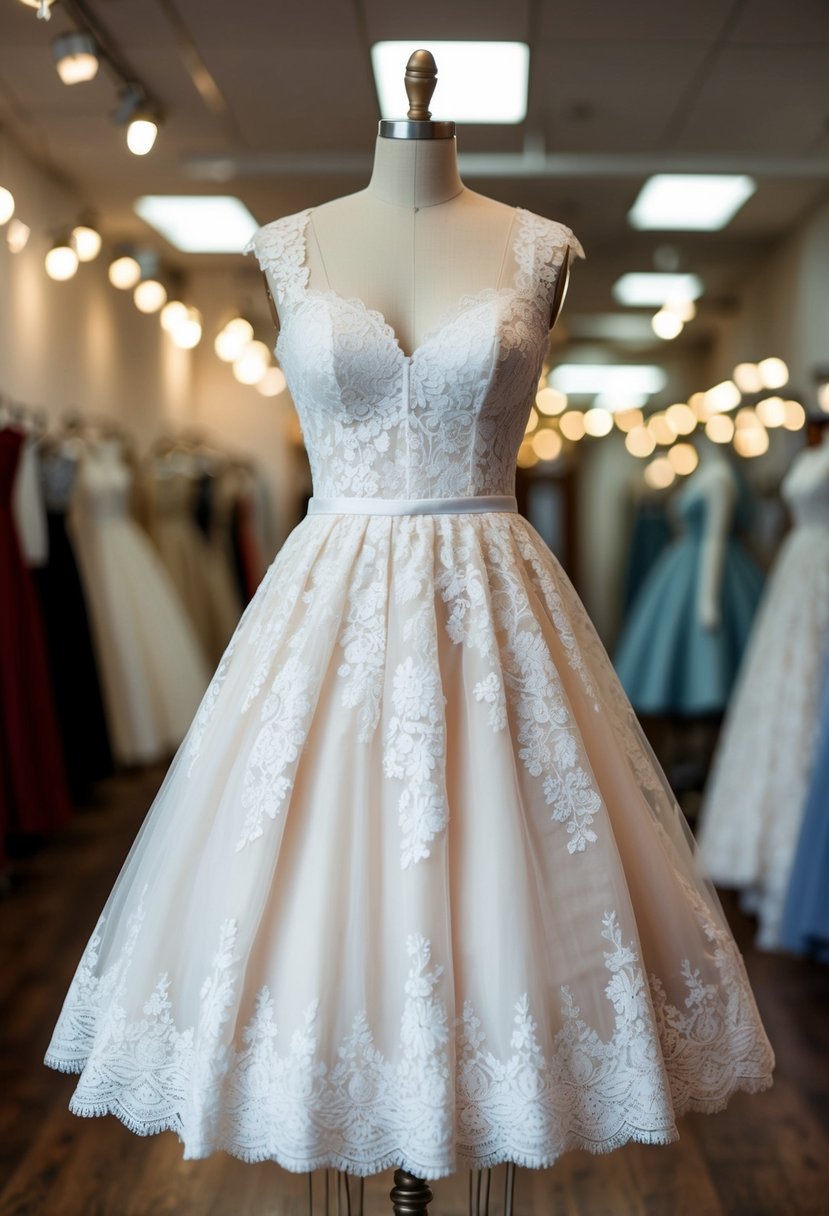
243;209;311;309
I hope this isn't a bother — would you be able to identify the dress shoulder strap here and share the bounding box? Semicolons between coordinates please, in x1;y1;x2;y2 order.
512;208;585;313
243;208;312;308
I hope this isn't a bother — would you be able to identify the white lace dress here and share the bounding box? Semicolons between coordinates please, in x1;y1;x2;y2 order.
698;445;829;948
45;208;774;1180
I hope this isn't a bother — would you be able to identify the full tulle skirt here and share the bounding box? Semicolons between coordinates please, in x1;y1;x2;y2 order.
45;511;773;1179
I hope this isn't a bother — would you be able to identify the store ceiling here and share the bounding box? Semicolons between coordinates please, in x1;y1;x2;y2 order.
1;0;828;359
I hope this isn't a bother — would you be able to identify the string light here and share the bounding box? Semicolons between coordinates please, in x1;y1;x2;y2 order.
704;380;741;414
643;457;675;490
71;224;102;261
733;362;763;393
536;387;567;416
44;239;78;281
782;400;805;431
160;300;188;333
583;408;613;437
757;357;789;389
517;440;539;468
705;414;735;444
559;411;586;441
531;429;563;461
651;309;683;340
108;254;141;289
233;339;271;385
133;279;167;314
647;413;677;446
667;443;699;476
215;317;254;362
624;426;656;458
170;306;203;350
0;186;15;225
756;397;786;428
733;425;769;458
665;403;697;435
6;218;30;253
614;408;644;433
257;367;288;398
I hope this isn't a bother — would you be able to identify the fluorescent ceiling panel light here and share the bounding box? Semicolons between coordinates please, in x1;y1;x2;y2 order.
549;365;668;397
371;41;529;124
613;273;703;308
628;174;755;231
134;195;259;253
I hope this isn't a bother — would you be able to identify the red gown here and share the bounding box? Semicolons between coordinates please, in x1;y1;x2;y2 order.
0;428;72;862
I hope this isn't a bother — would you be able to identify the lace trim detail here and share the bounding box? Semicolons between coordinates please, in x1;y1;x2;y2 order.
45;900;773;1180
512;208;585;317
243;210;312;308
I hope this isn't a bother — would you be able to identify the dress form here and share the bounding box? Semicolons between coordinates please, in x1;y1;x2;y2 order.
260;51;571;359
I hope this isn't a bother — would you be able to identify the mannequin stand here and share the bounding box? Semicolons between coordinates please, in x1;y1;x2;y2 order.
390;1169;433;1214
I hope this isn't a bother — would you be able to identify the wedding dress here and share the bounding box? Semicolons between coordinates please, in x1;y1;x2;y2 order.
45;208;774;1180
698;444;829;948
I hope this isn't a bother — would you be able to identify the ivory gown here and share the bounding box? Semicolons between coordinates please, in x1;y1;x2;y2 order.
45;208;774;1180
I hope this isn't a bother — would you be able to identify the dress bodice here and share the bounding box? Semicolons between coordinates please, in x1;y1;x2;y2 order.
245;207;584;500
782;447;829;528
76;442;133;522
40;451;79;512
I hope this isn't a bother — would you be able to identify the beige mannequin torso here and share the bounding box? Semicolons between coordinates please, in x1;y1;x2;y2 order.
261;136;570;357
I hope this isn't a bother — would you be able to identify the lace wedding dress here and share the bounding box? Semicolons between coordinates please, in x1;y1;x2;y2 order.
45;207;774;1180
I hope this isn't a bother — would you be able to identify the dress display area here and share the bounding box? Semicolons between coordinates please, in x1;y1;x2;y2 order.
699;442;829;949
68;439;211;766
45;208;773;1180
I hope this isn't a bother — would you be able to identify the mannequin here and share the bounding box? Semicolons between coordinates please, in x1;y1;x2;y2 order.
257;51;570;357
254;49;567;1216
685;436;738;632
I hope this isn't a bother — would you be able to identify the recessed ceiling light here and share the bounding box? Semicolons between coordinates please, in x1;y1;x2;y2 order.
628;175;755;231
134;195;259;253
371;41;529;124
549;365;668;397
613;273;703;308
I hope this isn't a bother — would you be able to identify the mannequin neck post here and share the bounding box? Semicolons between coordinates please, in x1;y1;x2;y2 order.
366;134;465;209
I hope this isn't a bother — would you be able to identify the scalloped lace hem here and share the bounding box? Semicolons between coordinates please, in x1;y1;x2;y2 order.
45;1050;773;1180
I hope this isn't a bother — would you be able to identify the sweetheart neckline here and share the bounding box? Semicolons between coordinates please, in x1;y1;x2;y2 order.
279;282;520;364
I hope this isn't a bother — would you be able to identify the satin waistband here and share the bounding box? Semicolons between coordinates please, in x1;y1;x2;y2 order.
307;495;518;517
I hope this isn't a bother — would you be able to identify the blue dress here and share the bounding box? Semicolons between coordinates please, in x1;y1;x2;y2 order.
780;655;829;961
615;470;763;717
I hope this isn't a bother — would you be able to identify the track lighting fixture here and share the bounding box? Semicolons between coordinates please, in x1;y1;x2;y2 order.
6;218;30;253
108;254;141;290
19;0;54;18
133;279;167;314
116;85;162;156
52;31;99;85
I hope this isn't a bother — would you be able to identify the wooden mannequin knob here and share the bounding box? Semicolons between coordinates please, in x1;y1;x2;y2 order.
405;49;438;121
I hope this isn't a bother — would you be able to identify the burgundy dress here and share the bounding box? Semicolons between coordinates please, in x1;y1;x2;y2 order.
0;428;71;861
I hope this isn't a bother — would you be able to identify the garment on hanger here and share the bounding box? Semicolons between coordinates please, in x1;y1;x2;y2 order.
614;463;763;716
68;439;211;766
35;447;113;799
45;208;773;1180
0;427;72;856
698;444;829;948
142;452;239;666
780;650;829;962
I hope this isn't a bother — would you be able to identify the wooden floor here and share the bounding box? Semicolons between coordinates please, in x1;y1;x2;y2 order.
1;766;828;1216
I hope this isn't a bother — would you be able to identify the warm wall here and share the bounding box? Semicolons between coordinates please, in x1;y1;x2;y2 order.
0;136;192;445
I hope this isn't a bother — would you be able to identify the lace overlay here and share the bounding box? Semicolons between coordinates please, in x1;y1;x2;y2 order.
46;204;773;1177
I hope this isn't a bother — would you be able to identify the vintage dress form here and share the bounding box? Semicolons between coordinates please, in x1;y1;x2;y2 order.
45;149;774;1177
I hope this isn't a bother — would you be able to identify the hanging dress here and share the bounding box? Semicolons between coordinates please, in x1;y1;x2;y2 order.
68;439;211;766
45;208;773;1180
35;447;113;799
0;427;72;853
